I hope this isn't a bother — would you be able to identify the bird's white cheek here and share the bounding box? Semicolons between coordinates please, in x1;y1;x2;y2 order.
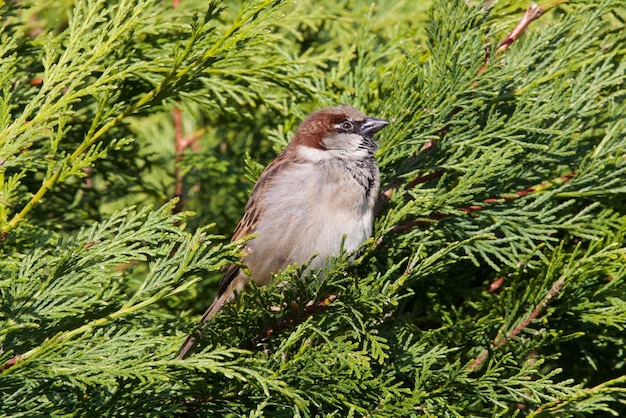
321;133;362;151
296;145;333;161
296;134;371;161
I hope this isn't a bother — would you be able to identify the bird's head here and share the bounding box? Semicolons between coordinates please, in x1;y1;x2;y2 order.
290;105;388;159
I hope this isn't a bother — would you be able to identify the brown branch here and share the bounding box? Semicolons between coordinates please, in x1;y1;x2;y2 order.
389;212;448;233
475;2;546;81
482;0;497;11
458;171;576;215
376;169;445;215
254;294;338;344
496;3;544;54
487;276;505;293
375;178;403;214
0;355;19;371
406;169;445;191
468;275;566;372
172;106;205;214
375;137;442;215
173;106;185;214
389;171;576;233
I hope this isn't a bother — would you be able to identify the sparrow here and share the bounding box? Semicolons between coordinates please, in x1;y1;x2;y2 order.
178;105;388;359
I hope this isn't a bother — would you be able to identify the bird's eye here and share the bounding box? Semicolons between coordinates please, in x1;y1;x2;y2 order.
340;121;354;131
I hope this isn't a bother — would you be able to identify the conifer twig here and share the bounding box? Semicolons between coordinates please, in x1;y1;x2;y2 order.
388;172;576;233
475;2;546;79
0;280;196;372
0;0;276;239
256;295;337;342
531;374;626;416
468;275;566;372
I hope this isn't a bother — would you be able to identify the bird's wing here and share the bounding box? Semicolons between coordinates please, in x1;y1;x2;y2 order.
178;149;297;359
231;149;294;242
215;149;296;295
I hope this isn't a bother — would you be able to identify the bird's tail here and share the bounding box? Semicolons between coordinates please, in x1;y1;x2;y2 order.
177;285;238;359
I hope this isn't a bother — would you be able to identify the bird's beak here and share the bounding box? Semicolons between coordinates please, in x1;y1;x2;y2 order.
361;117;389;136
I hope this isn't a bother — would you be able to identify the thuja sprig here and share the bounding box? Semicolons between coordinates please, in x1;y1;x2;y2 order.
387;171;577;233
376;0;563;213
0;0;285;239
1;203;221;372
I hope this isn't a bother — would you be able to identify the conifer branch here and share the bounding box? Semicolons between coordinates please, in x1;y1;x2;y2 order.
0;270;200;373
377;1;556;213
256;295;338;343
388;171;576;233
531;374;626;416
0;0;279;238
468;275;566;372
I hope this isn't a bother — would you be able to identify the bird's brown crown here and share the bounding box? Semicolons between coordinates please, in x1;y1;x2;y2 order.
290;105;367;150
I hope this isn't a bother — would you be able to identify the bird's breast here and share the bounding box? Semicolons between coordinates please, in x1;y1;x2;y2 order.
244;157;379;283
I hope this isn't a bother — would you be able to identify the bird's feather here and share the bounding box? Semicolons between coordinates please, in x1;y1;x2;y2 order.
178;150;298;359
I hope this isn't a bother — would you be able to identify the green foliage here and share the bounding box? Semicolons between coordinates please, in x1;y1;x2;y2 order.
1;0;625;416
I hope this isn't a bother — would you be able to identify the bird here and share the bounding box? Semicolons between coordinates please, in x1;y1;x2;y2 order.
178;104;388;359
